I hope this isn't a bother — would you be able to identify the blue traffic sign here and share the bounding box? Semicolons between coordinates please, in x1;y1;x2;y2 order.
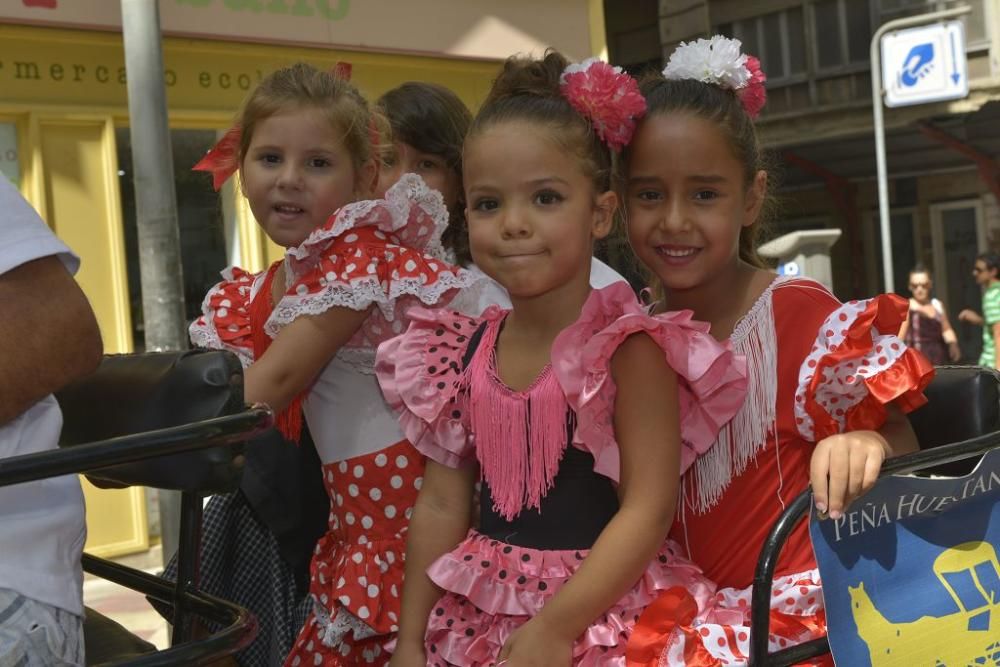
882;20;968;107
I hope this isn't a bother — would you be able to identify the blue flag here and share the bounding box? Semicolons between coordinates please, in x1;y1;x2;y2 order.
810;448;1000;666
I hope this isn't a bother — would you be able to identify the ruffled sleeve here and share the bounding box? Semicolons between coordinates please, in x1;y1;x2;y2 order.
264;174;475;347
794;293;935;441
188;266;258;369
552;282;748;482
375;306;500;468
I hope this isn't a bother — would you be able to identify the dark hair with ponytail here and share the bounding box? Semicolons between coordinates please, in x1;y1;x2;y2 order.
629;75;774;268
468;50;616;194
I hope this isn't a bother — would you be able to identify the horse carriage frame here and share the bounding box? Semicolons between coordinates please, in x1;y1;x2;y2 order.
1;353;997;666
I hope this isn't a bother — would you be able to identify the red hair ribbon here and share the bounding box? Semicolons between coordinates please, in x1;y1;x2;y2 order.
193;125;242;192
332;61;352;80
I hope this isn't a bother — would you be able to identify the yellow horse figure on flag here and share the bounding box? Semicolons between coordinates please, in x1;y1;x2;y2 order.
849;541;1000;666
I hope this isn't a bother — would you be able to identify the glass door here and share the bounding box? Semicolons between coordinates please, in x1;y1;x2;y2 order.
115;128;228;351
931;199;986;363
0;122;19;186
867;208;919;298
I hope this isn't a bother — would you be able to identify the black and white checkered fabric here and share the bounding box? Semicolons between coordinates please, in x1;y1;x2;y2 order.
157;492;312;666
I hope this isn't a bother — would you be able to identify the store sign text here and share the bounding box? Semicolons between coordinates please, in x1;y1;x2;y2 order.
20;0;351;21
174;0;351;21
0;60;266;91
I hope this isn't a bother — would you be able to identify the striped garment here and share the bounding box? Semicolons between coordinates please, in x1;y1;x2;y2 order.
980;282;1000;367
0;588;84;666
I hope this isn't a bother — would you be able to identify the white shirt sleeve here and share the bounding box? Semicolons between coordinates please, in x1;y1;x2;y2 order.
452;258;629;317
589;257;626;288
0;178;79;277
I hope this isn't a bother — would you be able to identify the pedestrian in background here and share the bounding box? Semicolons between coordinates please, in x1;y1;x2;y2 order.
958;252;1000;369
898;265;960;364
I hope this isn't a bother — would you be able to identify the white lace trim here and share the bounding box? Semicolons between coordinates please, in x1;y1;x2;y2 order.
312;596;378;648
263;271;476;339
334;347;378;375
442;271;498;317
284;173;450;280
681;276;786;515
188;320;253;370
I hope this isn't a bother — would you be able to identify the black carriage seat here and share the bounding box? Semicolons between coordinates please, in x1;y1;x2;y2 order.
52;350;260;665
58;350;246;493
906;365;1000;475
749;364;1000;666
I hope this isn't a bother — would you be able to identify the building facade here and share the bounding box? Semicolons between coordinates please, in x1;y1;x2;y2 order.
606;0;1000;360
1;0;607;557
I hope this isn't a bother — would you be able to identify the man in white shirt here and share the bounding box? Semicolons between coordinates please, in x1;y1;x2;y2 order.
0;177;102;666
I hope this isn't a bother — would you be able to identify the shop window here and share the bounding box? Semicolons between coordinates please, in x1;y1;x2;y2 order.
116;128;227;352
869;210;918;297
718;0;989;108
812;0;872;70
0;123;19;187
719;8;807;84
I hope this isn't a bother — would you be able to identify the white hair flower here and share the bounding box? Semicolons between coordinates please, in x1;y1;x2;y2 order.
662;35;751;90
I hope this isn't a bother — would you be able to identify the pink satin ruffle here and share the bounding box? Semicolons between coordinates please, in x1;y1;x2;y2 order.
376;284;748;479
552;282;748;480
424;531;717;665
375;307;502;467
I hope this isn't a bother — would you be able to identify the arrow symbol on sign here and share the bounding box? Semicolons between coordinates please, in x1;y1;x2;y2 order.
950;31;961;84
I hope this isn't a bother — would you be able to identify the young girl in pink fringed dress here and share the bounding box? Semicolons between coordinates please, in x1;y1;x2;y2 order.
376;52;748;666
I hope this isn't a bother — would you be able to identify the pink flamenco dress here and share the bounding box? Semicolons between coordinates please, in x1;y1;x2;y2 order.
191;174;476;666
625;281;934;667
375;282;749;665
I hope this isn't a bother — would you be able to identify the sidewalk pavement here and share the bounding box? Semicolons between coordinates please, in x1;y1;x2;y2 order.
83;545;169;650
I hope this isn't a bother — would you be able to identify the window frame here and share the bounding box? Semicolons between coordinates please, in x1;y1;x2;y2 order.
875;0;992;52
717;0;992;96
809;0;877;75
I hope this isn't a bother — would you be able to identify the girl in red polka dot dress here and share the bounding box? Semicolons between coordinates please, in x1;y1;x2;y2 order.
620;37;935;665
376;52;749;666
187;64;476;665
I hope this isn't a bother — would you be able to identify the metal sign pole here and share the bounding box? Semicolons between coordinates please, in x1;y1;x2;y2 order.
870;6;971;294
121;0;189;569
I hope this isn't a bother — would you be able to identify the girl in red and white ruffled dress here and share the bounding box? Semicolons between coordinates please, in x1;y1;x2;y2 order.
194;175;477;666
377;53;749;666
188;64;476;665
621;37;934;665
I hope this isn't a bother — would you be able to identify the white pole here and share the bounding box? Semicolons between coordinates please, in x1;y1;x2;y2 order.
870;6;971;294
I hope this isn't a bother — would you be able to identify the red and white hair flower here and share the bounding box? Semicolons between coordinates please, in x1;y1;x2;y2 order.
662;36;768;119
559;57;647;151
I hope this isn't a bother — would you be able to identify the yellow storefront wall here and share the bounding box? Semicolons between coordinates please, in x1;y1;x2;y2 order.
0;24;501;557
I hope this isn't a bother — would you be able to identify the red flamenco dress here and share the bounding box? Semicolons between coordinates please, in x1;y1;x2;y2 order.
626;278;934;666
191;174;475;665
375;283;749;665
